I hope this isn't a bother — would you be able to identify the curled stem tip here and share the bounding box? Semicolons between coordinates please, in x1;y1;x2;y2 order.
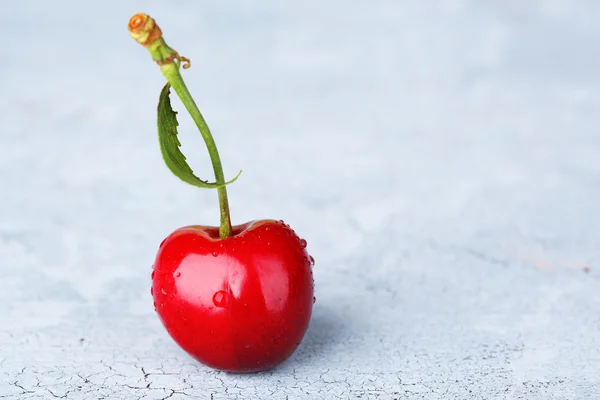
180;56;191;69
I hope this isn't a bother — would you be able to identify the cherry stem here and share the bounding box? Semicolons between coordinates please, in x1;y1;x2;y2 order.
129;14;233;238
161;63;233;238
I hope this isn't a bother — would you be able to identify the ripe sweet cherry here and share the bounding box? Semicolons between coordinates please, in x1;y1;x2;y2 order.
128;13;315;372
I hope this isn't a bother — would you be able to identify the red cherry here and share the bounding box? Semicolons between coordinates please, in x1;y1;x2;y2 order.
129;15;317;372
151;219;314;372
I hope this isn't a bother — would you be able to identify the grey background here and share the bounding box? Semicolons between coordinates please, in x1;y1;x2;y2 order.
1;1;599;399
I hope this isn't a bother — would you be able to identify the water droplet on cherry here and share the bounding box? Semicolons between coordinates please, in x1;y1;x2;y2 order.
212;290;230;308
159;238;167;248
175;271;181;278
299;239;307;248
219;242;224;248
309;255;315;266
153;301;157;310
150;287;153;296
313;296;316;304
161;287;167;295
151;271;155;279
212;251;218;257
265;226;271;232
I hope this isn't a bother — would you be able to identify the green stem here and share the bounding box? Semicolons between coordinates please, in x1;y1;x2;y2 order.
129;14;234;238
160;63;233;238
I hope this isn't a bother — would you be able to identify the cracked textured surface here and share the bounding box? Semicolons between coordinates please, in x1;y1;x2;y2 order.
1;1;600;399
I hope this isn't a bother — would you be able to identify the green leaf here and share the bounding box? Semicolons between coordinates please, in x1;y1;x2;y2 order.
157;83;241;189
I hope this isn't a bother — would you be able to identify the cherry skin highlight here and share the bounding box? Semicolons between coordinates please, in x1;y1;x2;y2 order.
151;219;315;372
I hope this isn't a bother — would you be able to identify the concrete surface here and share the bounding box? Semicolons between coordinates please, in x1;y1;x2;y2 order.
1;1;600;399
